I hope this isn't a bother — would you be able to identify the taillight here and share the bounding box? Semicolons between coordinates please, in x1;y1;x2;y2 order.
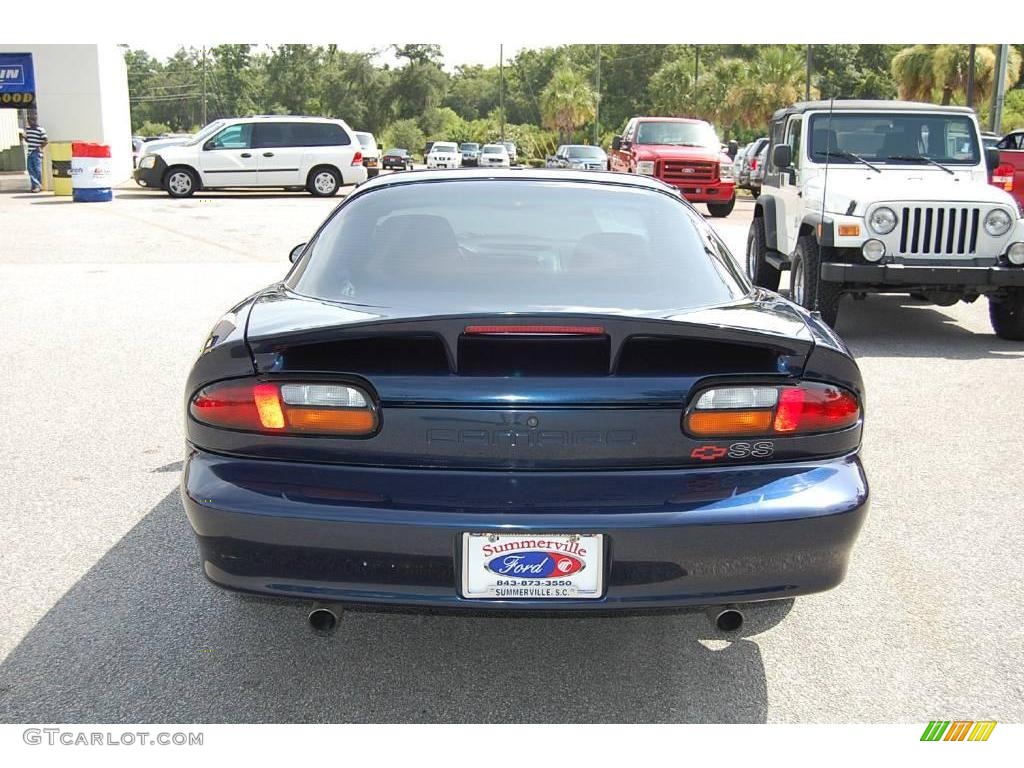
750;158;758;170
190;380;378;436
992;163;1013;192
352;151;363;166
684;383;860;437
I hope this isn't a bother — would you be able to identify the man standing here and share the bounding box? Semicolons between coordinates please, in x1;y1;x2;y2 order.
22;112;48;193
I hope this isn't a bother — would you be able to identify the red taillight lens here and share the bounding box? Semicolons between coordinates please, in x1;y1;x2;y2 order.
684;382;860;438
352;151;363;166
992;164;1014;192
190;380;377;436
750;158;758;170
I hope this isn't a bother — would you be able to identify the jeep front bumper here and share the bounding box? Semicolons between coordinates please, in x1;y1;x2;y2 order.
820;262;1024;288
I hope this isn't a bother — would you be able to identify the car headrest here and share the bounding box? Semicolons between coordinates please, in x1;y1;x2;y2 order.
567;232;650;273
371;214;461;274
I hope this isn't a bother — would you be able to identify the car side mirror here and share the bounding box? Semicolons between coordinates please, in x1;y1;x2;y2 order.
772;144;793;169
289;243;306;263
985;146;1001;173
611;136;622;151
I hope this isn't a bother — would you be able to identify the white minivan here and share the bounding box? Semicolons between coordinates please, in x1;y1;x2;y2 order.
134;116;367;198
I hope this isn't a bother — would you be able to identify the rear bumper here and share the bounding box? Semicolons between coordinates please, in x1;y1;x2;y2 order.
182;449;869;611
821;262;1024;288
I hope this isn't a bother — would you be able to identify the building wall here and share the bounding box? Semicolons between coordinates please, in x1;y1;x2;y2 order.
0;109;19;152
0;45;133;182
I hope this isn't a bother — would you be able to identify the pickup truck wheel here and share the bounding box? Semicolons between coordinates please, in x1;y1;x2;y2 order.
989;289;1024;340
791;235;842;328
707;198;736;218
746;219;780;290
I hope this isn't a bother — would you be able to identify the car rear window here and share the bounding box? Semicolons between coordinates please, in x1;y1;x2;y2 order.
289;180;748;312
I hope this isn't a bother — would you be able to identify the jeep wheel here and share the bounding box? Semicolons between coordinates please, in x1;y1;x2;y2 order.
791;235;842;328
707;198;736;218
989;289;1024;340
746;219;781;291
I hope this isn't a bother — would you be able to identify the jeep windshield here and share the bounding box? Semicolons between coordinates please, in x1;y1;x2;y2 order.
290;179;747;312
635;121;720;149
808;113;980;166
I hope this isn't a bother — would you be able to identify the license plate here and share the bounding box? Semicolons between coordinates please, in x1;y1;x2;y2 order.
461;532;604;599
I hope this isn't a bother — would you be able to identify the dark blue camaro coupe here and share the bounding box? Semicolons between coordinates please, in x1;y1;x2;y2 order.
182;169;868;631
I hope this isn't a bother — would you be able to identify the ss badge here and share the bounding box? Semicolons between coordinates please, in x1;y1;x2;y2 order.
728;441;774;459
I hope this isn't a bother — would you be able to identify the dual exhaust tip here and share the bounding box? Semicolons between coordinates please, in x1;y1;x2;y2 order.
308;604;744;634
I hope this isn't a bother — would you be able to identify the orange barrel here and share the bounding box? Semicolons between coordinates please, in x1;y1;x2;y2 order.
71;142;113;202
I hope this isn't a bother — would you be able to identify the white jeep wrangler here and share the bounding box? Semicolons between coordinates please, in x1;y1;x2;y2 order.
746;100;1024;339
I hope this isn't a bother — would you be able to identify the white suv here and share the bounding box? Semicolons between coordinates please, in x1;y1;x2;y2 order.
426;141;461;169
746;100;1024;339
133;116;367;198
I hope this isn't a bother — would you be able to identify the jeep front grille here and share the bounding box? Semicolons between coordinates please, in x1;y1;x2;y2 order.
898;206;980;256
658;160;717;184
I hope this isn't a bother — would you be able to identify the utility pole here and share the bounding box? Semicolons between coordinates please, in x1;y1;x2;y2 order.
594;44;601;146
499;44;505;141
693;45;699;113
805;45;812;101
201;45;208;125
991;44;1010;133
966;44;976;109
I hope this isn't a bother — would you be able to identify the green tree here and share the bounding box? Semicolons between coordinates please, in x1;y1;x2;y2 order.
892;45;1022;105
539;65;597;143
648;53;697;117
381;118;425;154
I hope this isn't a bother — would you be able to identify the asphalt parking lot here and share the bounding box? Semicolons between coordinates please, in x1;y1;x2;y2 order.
0;181;1022;724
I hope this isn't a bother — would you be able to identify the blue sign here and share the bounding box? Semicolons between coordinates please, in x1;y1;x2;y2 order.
0;52;36;108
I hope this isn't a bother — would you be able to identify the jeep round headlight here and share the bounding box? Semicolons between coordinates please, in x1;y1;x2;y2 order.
984;208;1012;237
868;207;897;235
636;160;655;175
1008;242;1024;266
862;239;886;262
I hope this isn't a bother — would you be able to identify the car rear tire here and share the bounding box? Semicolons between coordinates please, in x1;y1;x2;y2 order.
989;289;1024;340
746;219;781;291
307;166;341;197
164;167;198;198
707;198;736;218
791;235;842;328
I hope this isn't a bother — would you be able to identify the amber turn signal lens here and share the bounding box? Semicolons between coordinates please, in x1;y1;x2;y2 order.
686;409;774;437
285;407;377;435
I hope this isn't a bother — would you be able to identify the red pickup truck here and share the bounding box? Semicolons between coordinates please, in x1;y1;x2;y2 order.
608;116;736;217
992;129;1024;208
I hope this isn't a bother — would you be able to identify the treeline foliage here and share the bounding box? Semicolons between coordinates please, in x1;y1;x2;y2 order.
125;43;1024;156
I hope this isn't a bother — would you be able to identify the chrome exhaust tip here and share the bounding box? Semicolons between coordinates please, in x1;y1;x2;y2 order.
708;605;744;633
307;606;340;635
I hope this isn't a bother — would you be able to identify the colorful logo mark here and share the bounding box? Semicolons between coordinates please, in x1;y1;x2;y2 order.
920;721;996;742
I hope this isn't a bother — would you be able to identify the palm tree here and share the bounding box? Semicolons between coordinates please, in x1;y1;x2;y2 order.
726;47;815;133
539;65;598;144
893;44;1022;105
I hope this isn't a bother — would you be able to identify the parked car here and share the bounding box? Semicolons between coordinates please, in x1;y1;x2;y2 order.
478;143;511;168
382;148;413;171
746;99;1024;337
183;167;868;629
608;116;737;217
459;142;481;166
355;131;381;178
748;143;768;198
992;129;1024;209
548;144;608;170
737;137;769;192
134;115;366;198
501;141;518;165
426;141;461;169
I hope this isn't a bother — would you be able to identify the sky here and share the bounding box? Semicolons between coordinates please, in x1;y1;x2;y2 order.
133;42;525;71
